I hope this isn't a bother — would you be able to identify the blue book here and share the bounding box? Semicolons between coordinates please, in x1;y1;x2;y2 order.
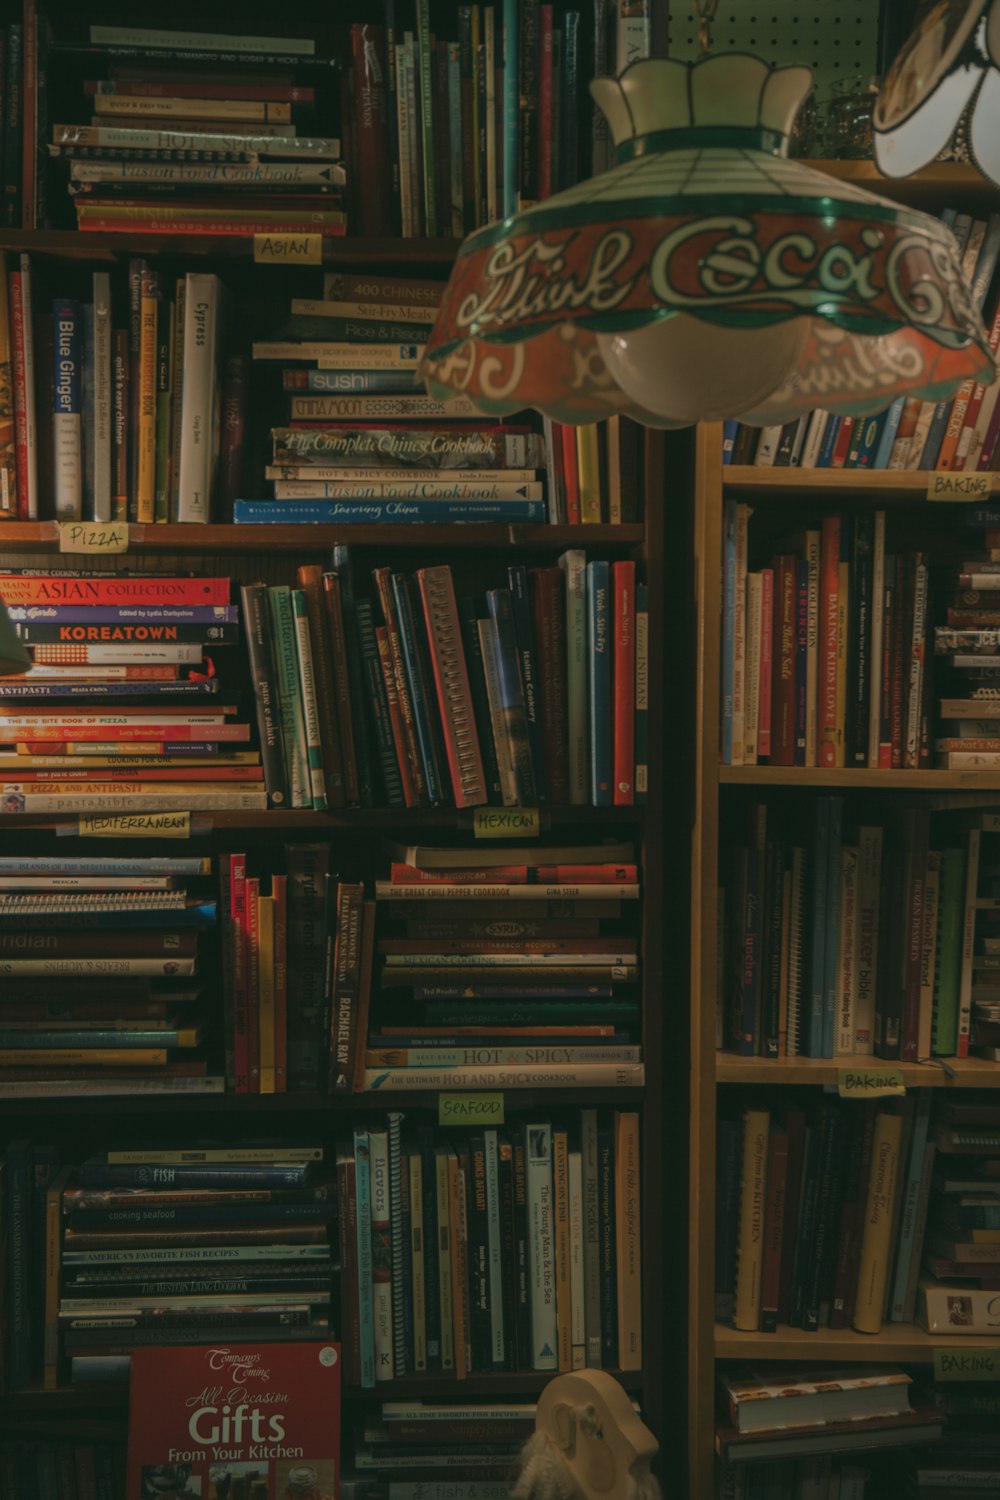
806;798;832;1057
507;564;547;803
586;560;611;806
353;1130;377;1389
0;679;222;700
52;298;83;520
721;419;739;465
354;597;405;807
821;796;845;1059
77;1159;311;1188
816;415;842;468
722;501;736;764
329;547;376;806
391;572;446;806
854;410;889;469
873;397;906;468
233;499;547;524
486;587;538;805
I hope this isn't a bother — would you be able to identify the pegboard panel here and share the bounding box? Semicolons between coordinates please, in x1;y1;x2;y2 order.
667;3;879;101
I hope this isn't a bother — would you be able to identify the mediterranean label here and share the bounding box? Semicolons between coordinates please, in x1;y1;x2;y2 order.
439;1092;505;1126
79;811;191;838
927;472;994;501
837;1067;905;1098
935;1348;1000;1381
58;521;129;554
473;807;540;838
254;232;323;266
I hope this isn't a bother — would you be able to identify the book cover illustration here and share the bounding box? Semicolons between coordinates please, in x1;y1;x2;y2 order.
127;1341;340;1496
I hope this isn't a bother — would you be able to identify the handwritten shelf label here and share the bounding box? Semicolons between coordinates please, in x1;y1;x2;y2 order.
79;811;191;838
58;521;129;554
926;472;994;501
253;232;322;266
935;1348;1000;1382
837;1068;905;1098
439;1092;505;1126
473;807;540;839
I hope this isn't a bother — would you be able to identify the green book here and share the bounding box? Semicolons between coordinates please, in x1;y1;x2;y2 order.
267;586;310;809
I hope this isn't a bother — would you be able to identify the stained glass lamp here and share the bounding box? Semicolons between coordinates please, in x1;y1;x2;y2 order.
874;0;1000;184
422;54;995;429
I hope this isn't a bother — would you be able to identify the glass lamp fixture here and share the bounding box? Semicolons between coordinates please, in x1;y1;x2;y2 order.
422;54;996;429
874;0;1000;183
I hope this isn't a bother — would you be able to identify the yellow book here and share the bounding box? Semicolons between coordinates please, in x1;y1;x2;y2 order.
136;268;158;523
835;559;849;768
614;1109;642;1369
733;1107;769;1332
257;892;276;1094
852;1106;904;1333
576;423;602;523
553;1128;572;1371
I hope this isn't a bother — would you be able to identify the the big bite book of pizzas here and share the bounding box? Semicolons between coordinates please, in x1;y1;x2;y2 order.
127;1342;341;1500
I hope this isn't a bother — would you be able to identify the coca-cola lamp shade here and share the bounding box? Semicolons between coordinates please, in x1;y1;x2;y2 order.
421;55;996;430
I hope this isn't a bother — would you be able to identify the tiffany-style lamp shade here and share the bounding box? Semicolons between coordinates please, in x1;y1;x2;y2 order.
422;54;995;429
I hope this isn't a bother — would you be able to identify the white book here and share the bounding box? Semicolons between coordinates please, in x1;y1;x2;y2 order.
867;511;886;768
52;301;84;520
559;548;588;803
799;410;829;470
483;1129;504;1370
854;825;882;1054
753;424;783;466
369;1130;394;1383
271;480;544;500
804;528;821;767
408;1153;426;1373
18;255;38;519
265;466;537;484
91;273;112;522
835;845;858;1057
30;643;204;665
919;856;940;1062
744;572;762;765
568;1148;585;1370
730;504;750;767
176;272;221;522
617;0;650;69
524;1123;558;1370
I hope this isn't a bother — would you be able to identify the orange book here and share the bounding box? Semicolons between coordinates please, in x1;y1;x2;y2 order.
818;515;841;768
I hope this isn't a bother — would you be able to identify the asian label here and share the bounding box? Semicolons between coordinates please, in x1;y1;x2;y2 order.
927;473;994;501
253;232;323;266
439;1092;505;1126
935;1348;1000;1381
58;521;129;554
79;812;191;838
837;1068;905;1098
473;807;540;838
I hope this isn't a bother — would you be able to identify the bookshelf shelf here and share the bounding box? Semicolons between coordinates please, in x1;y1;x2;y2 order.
0;1086;648;1117
808;160;992;201
3;804;645;832
0;230;464;264
715;1322;984;1363
718;767;1000;790
722;467;996;500
715;1054;998;1087
0;521;645;553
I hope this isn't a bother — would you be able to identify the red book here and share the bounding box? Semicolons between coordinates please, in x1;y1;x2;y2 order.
350;23;392;236
390;862;528;884
978;388;1000;469
375;626;416;808
561;423;580;523
818;516;840;768
830;417;856;468
245;875;260;1094
769;555;796;767
757;567;774;760
612;559;635;805
759;1125;789;1333
538;5;553;200
126;1343;341;1490
228;854;249;1095
0;577;230;605
533;863;638;882
529;566;569;803
272;872;287;1095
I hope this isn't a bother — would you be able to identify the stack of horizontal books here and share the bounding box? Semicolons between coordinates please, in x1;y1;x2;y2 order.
346;1400;534;1486
918;1096;1000;1332
50;24;346;238
337;1110;641;1384
58;1141;334;1388
0;854;216;1100
368;842;642;1092
0;570;264;812
935;510;1000;765
0;1440;123;1495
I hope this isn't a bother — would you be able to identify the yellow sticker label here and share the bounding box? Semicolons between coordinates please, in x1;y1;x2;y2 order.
837;1068;905;1098
58;521;129;554
439;1092;505;1126
253;232;323;266
926;472;994;501
79;812;191;838
935;1348;1000;1381
473;807;540;839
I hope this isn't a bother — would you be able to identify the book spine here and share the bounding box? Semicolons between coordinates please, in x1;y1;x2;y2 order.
524;1122;557;1369
416;0;436;235
176;271;218;521
135;267;157;523
507;565;547;804
461;597;503;805
487;587;538;805
552;1127;571;1370
559;549;588;802
417;565;487;808
597;1117;617;1365
435;1149;455;1370
758;1126;788;1334
291;588;328;811
957;828;981;1059
391;571;445;806
239;582;288;808
633;582;648;803
355;598;405;807
580;1110;601;1366
851;1106;903;1334
819;515;840;767
611;560;635;803
51;298;82;519
370;1130;394;1382
266;587;310;809
353;1131;376;1388
4;1140;30;1387
614;1110;641;1369
351;24;391;237
89;273;112;522
450;1148;471;1377
373;566;427;804
297;564;346;809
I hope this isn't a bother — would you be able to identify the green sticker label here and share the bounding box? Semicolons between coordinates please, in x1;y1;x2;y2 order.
439;1092;505;1126
79;812;190;838
473;808;540;838
837;1068;905;1098
935;1348;1000;1381
926;472;994;501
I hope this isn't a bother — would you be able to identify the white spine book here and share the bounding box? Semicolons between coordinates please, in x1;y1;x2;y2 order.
568;1149;585;1370
854;825;883;1054
176;272;220;522
51;299;83;521
753;424;782;465
18;256;38;519
834;846;858;1057
483;1129;504;1370
799;410;830;470
91;272;113;522
524;1122;558;1370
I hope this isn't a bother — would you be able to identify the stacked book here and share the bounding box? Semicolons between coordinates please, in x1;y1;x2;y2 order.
721;504;934;771
0;1441;124;1497
720;798;998;1063
935;509;1000;767
0;853;217;1099
243;550;647;810
918;1095;1000;1336
219;849;375;1096
59;1141;334;1389
0;257;237;523
343;1402;535;1495
723;210;1000;476
50;24;345;238
337;1109;641;1384
368;841;642;1092
0;569;263;811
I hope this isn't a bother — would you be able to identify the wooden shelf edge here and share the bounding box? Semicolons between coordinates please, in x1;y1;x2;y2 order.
0;230;463;264
0;521;644;552
719;767;1000;789
0;1086;648;1115
723;466;997;499
715;1053;997;1087
715;1322;985;1362
0;804;645;832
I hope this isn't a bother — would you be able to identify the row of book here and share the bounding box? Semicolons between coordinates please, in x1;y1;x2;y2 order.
721;798;999;1063
244;552;647;811
0;1443;123;1500
722;211;1000;476
718;1092;999;1339
0;854;217;1097
336;1110;641;1385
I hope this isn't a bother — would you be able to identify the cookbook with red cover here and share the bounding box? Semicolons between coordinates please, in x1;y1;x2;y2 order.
127;1341;341;1499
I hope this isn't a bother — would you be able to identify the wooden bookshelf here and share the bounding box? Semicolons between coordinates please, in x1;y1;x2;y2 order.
716;1055;999;1087
714;1323;985;1363
723;467;997;500
0;1086;648;1117
0;521;644;552
720;767;1000;789
3;804;645;832
0;229;463;264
